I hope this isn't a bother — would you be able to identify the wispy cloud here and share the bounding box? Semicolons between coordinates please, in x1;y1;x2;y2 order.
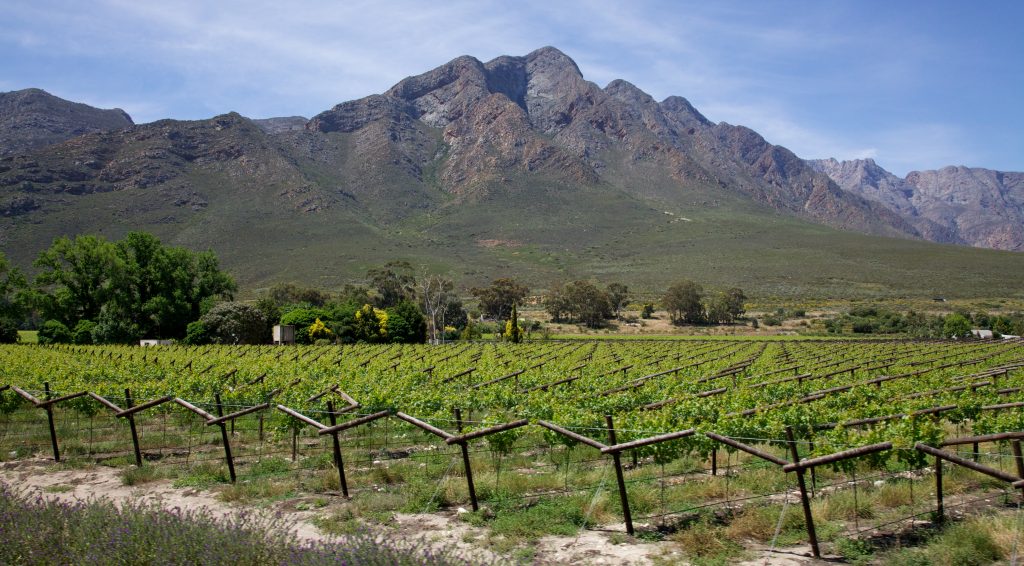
2;0;1020;172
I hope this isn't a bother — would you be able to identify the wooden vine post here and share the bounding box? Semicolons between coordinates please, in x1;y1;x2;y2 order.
396;411;529;513
124;388;143;466
214;393;236;483
43;383;60;462
454;408;478;511
604;415;636;535
785;426;818;558
538;418;695;536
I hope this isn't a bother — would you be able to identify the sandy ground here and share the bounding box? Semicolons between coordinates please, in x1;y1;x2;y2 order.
0;459;829;565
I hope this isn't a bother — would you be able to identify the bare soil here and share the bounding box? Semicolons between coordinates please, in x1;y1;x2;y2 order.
1;459;854;564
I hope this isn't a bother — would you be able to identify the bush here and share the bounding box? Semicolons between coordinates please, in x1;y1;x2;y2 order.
199;302;269;345
38;319;72;344
0;481;471;565
0;318;18;344
183;321;211;345
280;308;330;345
72;319;96;345
762;315;782;327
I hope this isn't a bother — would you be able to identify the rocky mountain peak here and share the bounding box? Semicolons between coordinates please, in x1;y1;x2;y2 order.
603;79;655;106
0;88;134;156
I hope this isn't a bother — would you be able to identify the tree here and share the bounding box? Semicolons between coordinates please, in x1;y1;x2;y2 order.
568;281;612;328
32;232;235;342
0;253;27;343
266;282;330;307
386;300;428;344
471;278;529;320
706;295;731;324
279;307;330;345
663;280;705;324
942;313;972;339
367;261;416;308
352;304;388;343
606;283;629;319
707;288;747;324
547;281;612;328
503;303;524;343
723;288;747;320
33;234;121;326
419;274;459;343
543;284;572;322
38;320;72;344
198;302;269;345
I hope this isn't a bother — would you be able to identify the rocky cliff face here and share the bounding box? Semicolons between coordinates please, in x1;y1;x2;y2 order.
0;89;133;156
5;45;1022;266
303;46;915;236
810;158;1024;250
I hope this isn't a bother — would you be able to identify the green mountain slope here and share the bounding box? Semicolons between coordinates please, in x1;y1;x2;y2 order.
1;49;1022;300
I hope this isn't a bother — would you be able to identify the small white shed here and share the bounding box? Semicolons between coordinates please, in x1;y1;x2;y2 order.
273;325;296;345
139;339;173;346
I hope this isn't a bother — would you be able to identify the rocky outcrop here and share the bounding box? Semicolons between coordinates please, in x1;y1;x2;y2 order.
8;46;1020;255
811;158;1024;250
0;89;133;156
252;116;307;134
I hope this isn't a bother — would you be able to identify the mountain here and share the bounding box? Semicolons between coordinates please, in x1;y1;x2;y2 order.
252;116;307;134
809;158;1024;251
0;89;133;156
1;47;1022;299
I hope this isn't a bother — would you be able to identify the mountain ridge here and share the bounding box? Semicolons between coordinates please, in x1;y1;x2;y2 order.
809;157;1024;251
1;47;1022;298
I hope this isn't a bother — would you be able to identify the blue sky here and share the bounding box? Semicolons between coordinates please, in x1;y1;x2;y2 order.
3;0;1021;176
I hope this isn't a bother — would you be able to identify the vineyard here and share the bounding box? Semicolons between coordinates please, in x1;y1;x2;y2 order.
3;338;1024;562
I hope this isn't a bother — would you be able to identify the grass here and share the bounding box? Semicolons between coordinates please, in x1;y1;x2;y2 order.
4;129;1024;301
16;330;37;343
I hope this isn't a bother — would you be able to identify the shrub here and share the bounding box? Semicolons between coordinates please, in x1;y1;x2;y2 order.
0;318;18;344
199;302;269;345
183;320;211;345
71;319;96;345
38;319;72;344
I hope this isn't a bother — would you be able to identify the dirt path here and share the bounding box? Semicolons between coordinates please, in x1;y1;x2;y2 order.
0;460;674;565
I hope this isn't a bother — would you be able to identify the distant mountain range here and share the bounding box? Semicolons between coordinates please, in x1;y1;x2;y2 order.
809;158;1023;251
0;47;1020;298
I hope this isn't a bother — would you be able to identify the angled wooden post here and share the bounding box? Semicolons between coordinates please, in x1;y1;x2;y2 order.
454;408;478;511
125;388;143;466
606;415;634;536
786;426;819;558
44;382;60;462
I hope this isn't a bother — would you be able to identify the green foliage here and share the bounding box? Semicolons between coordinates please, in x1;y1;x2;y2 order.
367;261;415;308
942;313;972;339
38;319;72;344
503;303;524;343
640;303;655;318
265;282;330;307
279;308;330;345
30;232;235;342
0;252;27;327
544;280;612;328
663;280;705;324
606;282;629;318
471;278;529;320
385;300;427;344
71;319;96;345
352;304;387;342
0;318;19;344
183;320;210;345
459;320;482;340
198;302;269;345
